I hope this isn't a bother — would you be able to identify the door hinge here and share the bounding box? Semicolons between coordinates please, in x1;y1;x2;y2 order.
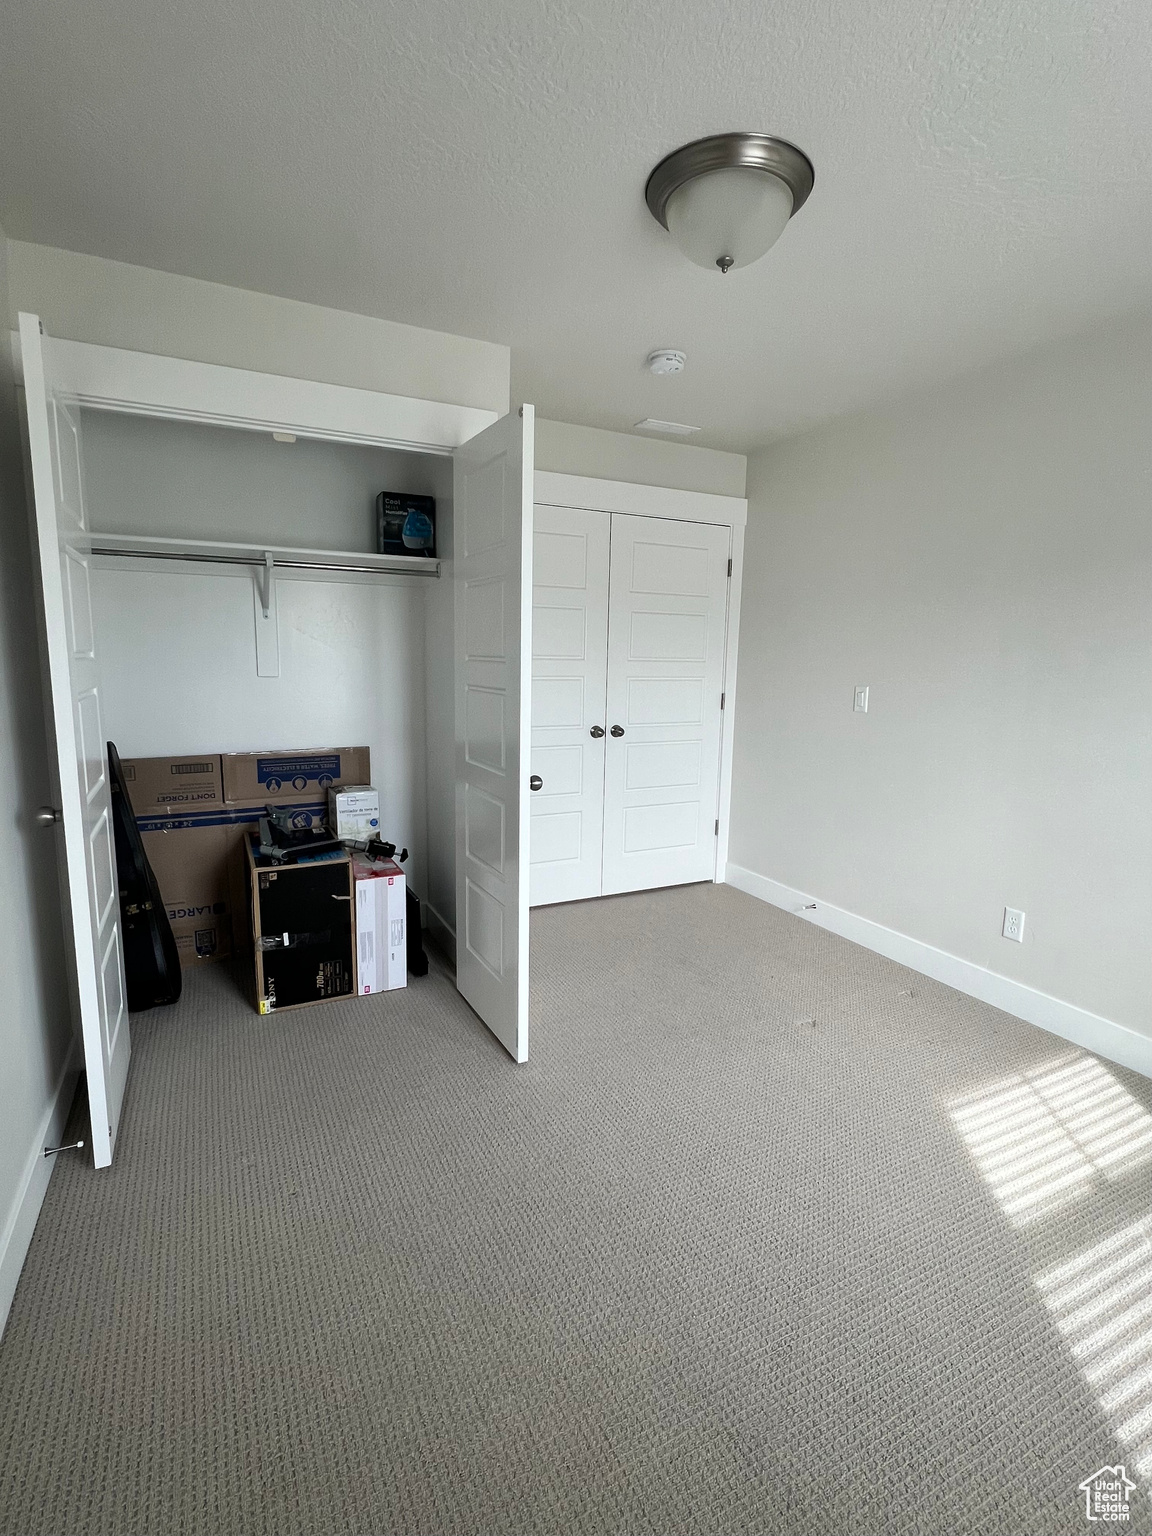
727;558;732;577
720;692;725;709
714;819;719;836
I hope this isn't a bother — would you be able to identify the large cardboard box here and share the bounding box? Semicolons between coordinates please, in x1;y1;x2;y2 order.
125;748;369;968
353;854;406;993
121;754;223;811
247;838;356;1012
141;820;233;965
222;747;371;805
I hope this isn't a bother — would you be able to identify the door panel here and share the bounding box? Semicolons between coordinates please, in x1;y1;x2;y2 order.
453;408;533;1060
529;505;610;906
602;514;730;896
20;313;130;1167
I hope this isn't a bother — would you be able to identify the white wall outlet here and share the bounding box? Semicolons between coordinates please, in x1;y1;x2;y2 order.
1002;907;1025;942
853;685;869;713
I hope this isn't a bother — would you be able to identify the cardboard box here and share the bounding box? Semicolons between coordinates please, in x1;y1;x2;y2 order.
328;785;380;840
247;838;356;1012
353;854;406;993
223;747;371;805
141;821;233;965
122;754;223;811
123;750;363;967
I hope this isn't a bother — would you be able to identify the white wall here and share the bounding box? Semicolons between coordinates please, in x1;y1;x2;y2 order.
535;418;746;498
80;410;448;895
729;316;1152;1047
81;409;445;550
0;225;76;1336
8;242;510;415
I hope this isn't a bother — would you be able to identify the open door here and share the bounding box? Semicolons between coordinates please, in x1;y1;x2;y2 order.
452;405;534;1061
20;313;130;1167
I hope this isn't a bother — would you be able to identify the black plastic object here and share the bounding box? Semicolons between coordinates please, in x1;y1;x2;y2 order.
108;741;182;1010
250;841;355;1008
406;890;429;977
258;813;344;864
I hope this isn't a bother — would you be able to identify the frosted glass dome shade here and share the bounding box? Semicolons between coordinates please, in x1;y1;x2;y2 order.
664;167;794;272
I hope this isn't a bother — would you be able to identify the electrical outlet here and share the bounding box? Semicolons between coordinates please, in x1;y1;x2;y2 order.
853;685;869;713
1002;907;1025;943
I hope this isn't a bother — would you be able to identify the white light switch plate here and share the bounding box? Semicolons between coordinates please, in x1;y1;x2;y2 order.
1002;907;1025;942
854;685;869;713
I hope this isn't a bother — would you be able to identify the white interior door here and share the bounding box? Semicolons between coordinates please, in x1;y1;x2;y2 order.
20;313;130;1168
453;406;533;1061
529;505;610;906
601;513;731;896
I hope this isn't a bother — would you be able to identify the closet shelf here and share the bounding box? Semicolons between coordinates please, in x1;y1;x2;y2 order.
86;532;441;579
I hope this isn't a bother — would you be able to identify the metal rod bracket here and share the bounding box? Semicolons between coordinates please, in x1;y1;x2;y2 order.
259;552;275;617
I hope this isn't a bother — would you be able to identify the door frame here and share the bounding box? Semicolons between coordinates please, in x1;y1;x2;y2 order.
12;319;513;1087
10;330;497;452
533;471;746;882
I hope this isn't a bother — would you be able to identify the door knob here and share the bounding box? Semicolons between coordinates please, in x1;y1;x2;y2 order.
529;775;543;791
35;806;62;826
610;725;625;738
589;725;605;738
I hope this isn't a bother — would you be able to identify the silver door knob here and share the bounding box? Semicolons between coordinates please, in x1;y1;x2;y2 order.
529;775;543;791
610;725;625;738
35;806;62;826
589;725;605;738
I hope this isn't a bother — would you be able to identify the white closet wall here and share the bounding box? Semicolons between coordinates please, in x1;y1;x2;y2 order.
82;410;449;890
81;411;447;548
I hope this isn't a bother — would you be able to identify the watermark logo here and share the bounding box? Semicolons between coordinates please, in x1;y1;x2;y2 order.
1078;1465;1136;1523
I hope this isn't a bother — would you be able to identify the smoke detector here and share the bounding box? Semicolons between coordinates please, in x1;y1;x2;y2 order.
646;349;686;375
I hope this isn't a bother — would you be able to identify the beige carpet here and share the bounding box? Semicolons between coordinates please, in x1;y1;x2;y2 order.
0;882;1149;1536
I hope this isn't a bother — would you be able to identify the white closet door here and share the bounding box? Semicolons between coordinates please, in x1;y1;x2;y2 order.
602;513;731;896
453;406;534;1062
20;313;130;1168
529;505;610;906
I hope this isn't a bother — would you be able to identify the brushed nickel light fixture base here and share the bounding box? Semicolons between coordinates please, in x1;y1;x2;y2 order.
645;133;815;273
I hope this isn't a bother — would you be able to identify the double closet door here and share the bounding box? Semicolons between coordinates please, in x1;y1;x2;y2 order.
530;506;730;906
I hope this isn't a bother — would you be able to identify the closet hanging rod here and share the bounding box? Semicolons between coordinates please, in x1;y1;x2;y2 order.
89;546;441;578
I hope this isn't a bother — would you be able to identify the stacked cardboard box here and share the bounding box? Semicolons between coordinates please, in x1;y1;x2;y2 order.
353;854;407;993
124;747;370;968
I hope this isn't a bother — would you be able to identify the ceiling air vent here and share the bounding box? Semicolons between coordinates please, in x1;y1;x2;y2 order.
633;418;701;436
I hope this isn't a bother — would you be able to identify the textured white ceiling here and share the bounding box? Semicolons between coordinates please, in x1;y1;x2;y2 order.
1;0;1148;450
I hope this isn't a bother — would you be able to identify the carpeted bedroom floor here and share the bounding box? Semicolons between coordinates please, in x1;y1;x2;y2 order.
0;882;1149;1536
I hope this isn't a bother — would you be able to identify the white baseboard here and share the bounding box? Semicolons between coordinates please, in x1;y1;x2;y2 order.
725;863;1151;1080
423;899;456;967
0;1045;80;1340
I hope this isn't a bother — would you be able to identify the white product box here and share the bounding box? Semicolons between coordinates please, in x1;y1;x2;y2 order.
353;854;406;993
328;785;380;840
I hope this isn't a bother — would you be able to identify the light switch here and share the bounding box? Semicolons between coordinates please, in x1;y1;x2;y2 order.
853;686;869;713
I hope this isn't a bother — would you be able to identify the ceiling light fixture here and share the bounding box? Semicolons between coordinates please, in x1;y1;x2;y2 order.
646;349;686;375
645;132;814;274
